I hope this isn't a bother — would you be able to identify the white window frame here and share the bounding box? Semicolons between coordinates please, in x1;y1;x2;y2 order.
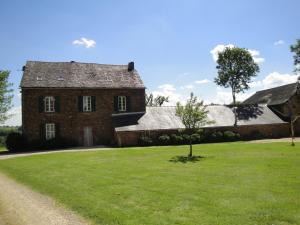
118;96;126;112
45;123;55;140
44;96;55;112
83;96;92;112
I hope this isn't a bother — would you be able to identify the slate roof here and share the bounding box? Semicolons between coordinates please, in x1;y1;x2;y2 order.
243;82;299;105
114;105;286;132
20;61;145;89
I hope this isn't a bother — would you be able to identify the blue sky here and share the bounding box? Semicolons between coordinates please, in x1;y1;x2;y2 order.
0;0;299;125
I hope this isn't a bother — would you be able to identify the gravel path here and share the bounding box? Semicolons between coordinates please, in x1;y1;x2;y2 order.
248;137;300;143
0;173;90;225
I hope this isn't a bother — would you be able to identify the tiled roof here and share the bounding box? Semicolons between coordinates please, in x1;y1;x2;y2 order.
20;61;145;89
243;82;298;105
114;105;286;132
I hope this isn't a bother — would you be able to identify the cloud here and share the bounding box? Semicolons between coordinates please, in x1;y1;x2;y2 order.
274;40;285;46
195;79;210;84
2;106;22;126
210;44;265;64
72;37;96;48
180;84;194;90
212;90;254;105
249;72;298;89
150;84;184;106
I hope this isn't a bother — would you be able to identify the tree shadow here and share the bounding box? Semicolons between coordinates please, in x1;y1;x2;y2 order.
169;155;206;163
236;104;264;120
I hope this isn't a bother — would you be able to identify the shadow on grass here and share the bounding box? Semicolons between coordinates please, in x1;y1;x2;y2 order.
169;155;206;163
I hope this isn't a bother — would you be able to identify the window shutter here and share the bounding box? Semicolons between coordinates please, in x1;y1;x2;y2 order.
114;96;118;112
126;96;131;112
91;96;96;112
55;123;60;139
78;96;83;112
38;96;44;113
55;96;60;112
40;123;45;141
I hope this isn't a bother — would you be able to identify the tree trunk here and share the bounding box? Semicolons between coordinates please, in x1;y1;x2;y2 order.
189;135;193;157
232;91;237;127
291;117;295;146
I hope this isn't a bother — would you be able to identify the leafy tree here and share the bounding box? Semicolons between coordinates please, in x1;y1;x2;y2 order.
290;39;300;72
146;93;169;106
176;92;213;157
0;71;13;123
214;47;259;126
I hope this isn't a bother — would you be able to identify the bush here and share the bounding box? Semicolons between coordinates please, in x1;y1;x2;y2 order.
170;134;184;145
210;131;223;142
191;133;202;143
5;132;27;152
158;135;170;145
138;136;153;146
223;131;238;141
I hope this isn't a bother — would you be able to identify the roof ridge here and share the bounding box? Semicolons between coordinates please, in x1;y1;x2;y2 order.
255;82;297;93
26;60;128;67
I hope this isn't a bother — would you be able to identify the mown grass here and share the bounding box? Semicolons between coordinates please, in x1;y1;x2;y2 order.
0;142;299;225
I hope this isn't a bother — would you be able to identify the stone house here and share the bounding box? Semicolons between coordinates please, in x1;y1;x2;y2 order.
21;61;145;146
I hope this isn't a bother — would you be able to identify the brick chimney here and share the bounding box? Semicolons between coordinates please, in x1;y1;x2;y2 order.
128;62;134;71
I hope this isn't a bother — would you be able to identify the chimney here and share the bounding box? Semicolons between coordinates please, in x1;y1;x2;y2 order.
128;62;134;71
22;66;26;71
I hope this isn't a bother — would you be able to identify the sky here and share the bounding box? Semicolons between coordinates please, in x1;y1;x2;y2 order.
0;0;299;126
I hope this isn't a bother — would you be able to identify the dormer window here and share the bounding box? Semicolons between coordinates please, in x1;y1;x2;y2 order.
45;96;55;112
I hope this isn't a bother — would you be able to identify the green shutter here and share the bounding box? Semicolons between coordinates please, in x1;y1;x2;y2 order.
78;96;83;112
38;96;44;113
126;96;131;112
91;96;96;112
55;96;60;112
55;123;60;139
114;96;118;112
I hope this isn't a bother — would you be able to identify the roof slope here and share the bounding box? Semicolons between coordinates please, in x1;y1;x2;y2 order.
115;105;286;132
243;82;298;105
20;61;145;89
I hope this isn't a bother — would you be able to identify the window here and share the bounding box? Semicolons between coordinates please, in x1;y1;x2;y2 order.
44;96;55;112
83;96;92;112
118;96;126;111
45;123;55;140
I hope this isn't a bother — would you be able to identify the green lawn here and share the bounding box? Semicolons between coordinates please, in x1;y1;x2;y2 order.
0;146;7;152
0;143;299;225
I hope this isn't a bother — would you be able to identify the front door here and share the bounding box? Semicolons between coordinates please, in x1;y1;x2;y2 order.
83;126;93;147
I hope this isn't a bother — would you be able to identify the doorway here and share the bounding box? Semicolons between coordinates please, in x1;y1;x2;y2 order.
83;126;93;147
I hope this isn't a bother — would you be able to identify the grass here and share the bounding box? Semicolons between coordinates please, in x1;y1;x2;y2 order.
0;142;299;225
0;146;7;152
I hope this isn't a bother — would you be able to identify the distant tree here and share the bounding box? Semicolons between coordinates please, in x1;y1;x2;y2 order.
146;93;169;106
290;39;300;72
0;71;13;123
214;47;259;126
176;92;213;157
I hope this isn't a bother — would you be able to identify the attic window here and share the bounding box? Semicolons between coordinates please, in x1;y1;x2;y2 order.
57;76;64;81
36;76;42;81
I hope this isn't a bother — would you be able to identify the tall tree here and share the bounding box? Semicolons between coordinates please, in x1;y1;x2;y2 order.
214;47;259;126
146;93;169;106
0;71;13;123
176;93;213;157
290;39;300;72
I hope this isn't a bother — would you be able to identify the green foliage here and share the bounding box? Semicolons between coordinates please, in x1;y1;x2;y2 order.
1;143;299;225
158;134;170;145
138;136;153;146
5;132;26;152
290;39;300;72
0;126;20;147
0;71;14;123
146;93;169;106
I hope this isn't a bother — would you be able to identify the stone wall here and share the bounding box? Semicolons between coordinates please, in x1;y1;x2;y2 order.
115;123;291;147
22;88;145;146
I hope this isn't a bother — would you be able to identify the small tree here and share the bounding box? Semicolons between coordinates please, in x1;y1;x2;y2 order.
0;71;13;123
291;39;300;72
176;93;213;157
146;93;169;106
214;47;259;126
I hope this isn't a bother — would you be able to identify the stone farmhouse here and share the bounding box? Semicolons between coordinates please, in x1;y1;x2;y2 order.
20;61;299;147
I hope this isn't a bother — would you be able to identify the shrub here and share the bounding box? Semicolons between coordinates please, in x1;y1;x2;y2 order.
170;134;184;145
182;134;190;144
5;132;27;152
138;136;153;146
158;135;170;145
210;131;223;142
191;133;202;143
223;131;238;141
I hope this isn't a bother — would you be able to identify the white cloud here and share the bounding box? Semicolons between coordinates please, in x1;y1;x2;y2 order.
158;84;176;92
150;84;184;106
2;106;21;126
249;72;298;89
72;37;96;48
210;44;265;64
180;84;194;90
195;79;210;84
212;90;254;105
274;40;285;46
